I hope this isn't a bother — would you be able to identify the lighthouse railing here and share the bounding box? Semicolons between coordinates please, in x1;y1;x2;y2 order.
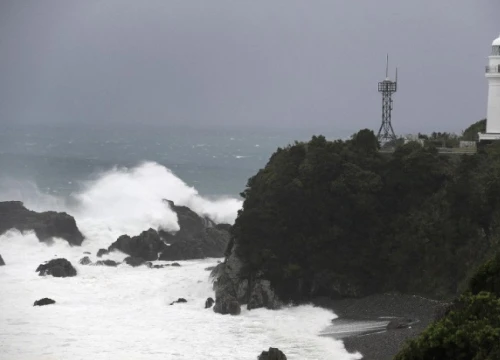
486;65;500;73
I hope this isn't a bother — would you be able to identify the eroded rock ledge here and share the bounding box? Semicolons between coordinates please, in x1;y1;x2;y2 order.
0;201;84;246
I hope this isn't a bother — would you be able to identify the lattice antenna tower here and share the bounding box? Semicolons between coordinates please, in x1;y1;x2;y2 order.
377;55;398;143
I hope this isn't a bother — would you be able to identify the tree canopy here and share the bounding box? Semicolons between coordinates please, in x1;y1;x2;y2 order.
231;127;500;303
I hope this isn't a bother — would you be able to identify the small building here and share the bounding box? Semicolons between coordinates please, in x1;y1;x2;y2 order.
459;141;476;148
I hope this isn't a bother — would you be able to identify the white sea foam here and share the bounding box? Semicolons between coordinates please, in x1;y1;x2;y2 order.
0;162;361;359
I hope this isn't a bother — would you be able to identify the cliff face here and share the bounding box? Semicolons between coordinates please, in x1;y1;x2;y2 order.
0;201;84;246
212;241;281;314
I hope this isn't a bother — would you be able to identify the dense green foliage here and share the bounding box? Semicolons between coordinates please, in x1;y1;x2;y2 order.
232;128;500;303
462;119;487;141
394;292;500;360
394;251;500;359
469;252;500;297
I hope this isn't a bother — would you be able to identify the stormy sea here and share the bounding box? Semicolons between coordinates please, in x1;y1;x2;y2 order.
0;123;368;360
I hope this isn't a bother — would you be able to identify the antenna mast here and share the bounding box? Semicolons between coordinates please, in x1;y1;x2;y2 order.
377;55;398;144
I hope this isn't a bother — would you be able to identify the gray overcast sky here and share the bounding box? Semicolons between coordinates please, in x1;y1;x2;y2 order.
0;0;498;135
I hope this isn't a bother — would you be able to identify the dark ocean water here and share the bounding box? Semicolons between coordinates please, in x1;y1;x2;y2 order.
0;123;347;198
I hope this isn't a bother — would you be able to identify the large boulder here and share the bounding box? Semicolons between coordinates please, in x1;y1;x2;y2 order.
0;254;4;266
205;297;215;309
258;348;287;360
36;258;77;277
123;256;147;267
157;200;230;260
108;228;166;261
0;201;84;246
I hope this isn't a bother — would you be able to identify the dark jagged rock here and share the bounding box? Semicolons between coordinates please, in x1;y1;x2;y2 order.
171;262;181;267
36;258;77;277
213;292;241;315
205;297;215;309
0;254;4;266
94;259;120;267
258;348;287;360
158;242;204;261
34;298;56;306
157;200;231;260
79;256;92;265
123;256;146;267
152;264;168;269
96;248;108;257
212;242;281;314
0;201;84;246
108;228;165;261
170;298;187;305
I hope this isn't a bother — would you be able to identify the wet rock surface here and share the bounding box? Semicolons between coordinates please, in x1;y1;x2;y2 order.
36;258;77;277
258;347;287;360
96;249;109;257
170;298;187;305
123;256;147;267
79;256;92;265
157;200;230;260
0;201;84;246
34;298;56;306
205;297;215;309
108;229;165;261
212;242;281;315
0;254;5;266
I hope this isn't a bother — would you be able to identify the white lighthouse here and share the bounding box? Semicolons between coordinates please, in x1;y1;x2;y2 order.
479;34;500;141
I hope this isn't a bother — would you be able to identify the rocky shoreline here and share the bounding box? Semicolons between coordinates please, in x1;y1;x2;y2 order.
314;293;446;360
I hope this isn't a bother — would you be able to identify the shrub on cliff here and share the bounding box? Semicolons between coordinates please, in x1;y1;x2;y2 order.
394;292;500;360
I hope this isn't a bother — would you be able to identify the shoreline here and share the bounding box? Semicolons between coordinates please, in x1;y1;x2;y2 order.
313;293;447;360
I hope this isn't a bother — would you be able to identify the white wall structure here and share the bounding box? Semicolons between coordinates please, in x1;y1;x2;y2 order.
479;34;500;140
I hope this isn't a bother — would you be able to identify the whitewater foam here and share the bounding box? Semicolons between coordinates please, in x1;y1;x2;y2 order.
0;162;361;359
0;231;361;360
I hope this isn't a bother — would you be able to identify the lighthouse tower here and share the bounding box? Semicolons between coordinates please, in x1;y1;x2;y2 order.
479;34;500;141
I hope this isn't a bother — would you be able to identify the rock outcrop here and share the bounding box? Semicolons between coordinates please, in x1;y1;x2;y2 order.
79;256;92;265
95;259;120;267
108;228;165;261
79;257;120;267
36;258;77;277
0;201;84;246
170;298;187;305
106;200;231;262
96;249;108;257
212;242;281;315
158;200;230;260
0;254;4;266
205;297;215;309
34;298;56;306
258;348;287;360
123;256;148;267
